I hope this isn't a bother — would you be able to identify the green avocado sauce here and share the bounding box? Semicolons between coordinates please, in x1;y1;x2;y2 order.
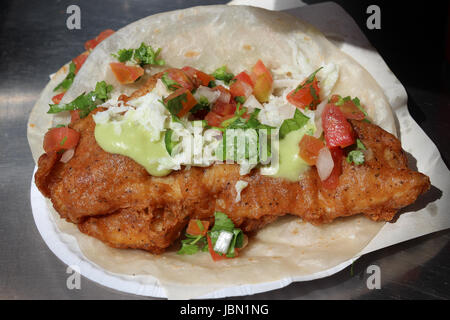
94;109;314;182
271;122;314;181
94;119;172;177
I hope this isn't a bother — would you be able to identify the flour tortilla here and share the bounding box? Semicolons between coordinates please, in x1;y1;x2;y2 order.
27;5;395;299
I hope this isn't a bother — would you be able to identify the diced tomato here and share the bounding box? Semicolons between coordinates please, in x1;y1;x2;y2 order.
230;76;253;99
252;59;273;81
321;147;343;190
70;110;80;124
51;92;65;104
95;29;115;43
207;235;226;261
230;71;254;98
330;95;365;120
234;71;254;87
252;73;272;103
84;39;97;52
212;85;232;104
204;99;237;127
109;62;144;84
204;112;227;127
84;29;115;51
299;134;325;165
181;66;215;87
43;127;80;154
287;77;321;110
328;95;340;104
250;60;273;103
164;88;198;117
322;104;355;148
186;219;210;236
72;51;89;74
212;100;235;116
206;235;237;261
166;69;195;91
205;112;236;127
204;112;223;127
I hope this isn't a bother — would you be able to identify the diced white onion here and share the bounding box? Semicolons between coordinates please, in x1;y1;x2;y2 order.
314;100;328;138
243;95;262;113
60;148;75;163
213;231;234;254
316;147;334;181
193;86;220;104
154;79;171;97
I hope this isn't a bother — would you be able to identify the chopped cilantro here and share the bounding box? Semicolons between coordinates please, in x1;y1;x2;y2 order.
176;212;244;258
133;43;165;66
279;109;310;139
351;97;369;118
48;81;113;118
346;139;366;165
234;96;246;104
346;150;365;165
208;212;243;258
334;95;352;106
212;66;234;84
356;138;366;150
162;93;187;116
53;62;76;92
161;72;180;91
111;48;134;63
211;211;235;233
177;234;206;255
112;43;165;67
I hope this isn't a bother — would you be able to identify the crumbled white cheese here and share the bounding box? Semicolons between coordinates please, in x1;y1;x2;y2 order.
316;63;339;99
128;92;170;141
257;96;296;128
92;106;132;124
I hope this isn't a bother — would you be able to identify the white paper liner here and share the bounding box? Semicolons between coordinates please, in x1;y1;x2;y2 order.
29;2;450;298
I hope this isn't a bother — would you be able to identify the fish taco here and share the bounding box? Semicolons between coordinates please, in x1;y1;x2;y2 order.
27;5;430;298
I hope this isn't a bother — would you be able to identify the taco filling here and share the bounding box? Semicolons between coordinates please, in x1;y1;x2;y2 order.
34;47;430;260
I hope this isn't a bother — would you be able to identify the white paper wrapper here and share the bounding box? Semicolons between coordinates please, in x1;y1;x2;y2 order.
29;2;450;299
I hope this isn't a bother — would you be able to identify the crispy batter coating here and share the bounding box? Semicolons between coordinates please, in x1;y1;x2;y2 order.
35;114;430;253
34;73;430;254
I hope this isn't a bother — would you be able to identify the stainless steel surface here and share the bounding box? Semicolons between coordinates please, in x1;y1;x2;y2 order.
0;0;449;299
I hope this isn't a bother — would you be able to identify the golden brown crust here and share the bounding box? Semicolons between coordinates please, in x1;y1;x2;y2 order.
35;113;430;253
34;72;430;254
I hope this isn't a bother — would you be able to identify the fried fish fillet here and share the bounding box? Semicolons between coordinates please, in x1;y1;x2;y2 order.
35;109;430;253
